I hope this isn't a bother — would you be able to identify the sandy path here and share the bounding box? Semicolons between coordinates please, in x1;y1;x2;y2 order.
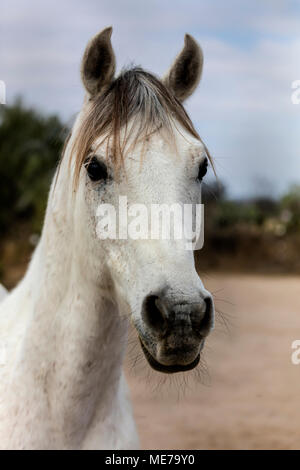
125;274;300;449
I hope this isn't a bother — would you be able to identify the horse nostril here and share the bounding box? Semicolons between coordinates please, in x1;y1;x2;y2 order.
142;293;214;337
142;295;168;334
199;296;213;335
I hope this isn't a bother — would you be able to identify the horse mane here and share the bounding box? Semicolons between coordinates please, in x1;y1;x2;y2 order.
67;67;212;188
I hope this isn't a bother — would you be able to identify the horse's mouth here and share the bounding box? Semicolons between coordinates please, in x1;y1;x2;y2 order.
139;339;200;374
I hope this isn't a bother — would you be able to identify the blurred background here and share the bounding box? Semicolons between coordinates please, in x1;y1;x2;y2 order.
1;0;300;450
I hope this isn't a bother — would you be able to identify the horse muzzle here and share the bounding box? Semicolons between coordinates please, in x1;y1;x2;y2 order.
137;290;214;373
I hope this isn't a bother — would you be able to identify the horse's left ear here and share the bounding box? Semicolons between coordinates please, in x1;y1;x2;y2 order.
81;26;116;97
163;34;203;102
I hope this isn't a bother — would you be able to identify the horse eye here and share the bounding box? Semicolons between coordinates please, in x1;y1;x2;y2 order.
197;157;208;181
85;157;108;182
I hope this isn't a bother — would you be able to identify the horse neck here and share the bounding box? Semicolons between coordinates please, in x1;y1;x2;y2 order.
20;155;128;443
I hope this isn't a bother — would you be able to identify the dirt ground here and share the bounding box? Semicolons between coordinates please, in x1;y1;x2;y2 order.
125;273;300;450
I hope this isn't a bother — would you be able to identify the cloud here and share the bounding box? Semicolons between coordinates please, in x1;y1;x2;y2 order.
1;0;300;197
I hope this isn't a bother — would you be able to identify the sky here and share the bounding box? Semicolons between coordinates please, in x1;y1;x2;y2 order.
1;0;300;198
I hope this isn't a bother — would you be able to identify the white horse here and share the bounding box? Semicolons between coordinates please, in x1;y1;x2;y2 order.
0;27;214;449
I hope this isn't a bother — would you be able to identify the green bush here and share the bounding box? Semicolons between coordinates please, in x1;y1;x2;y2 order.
214;200;262;228
281;185;300;233
0;100;67;234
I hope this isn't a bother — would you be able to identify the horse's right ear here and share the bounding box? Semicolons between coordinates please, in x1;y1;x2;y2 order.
81;27;116;97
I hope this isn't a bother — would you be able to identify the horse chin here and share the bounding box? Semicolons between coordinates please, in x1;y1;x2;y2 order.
139;338;200;374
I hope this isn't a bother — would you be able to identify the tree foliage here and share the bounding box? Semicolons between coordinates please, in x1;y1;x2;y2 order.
0;100;67;234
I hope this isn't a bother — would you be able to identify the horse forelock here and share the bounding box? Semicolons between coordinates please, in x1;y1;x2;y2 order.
60;67;211;189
